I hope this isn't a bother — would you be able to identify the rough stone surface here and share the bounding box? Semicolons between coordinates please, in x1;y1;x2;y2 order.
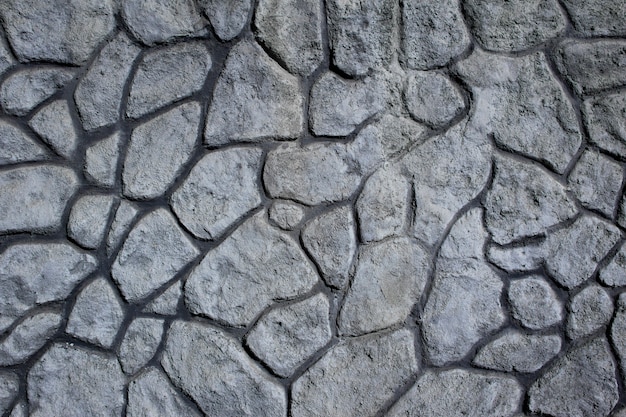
0;36;15;77
567;285;613;340
67;194;117;249
487;243;545;273
105;199;139;255
0;120;48;166
143;281;181;316
200;0;252;41
0;372;19;415
118;317;164;374
600;241;626;287
268;200;305;230
611;294;626;386
405;71;466;128
29;100;77;159
0;310;62;366
509;276;563;330
561;0;626;36
584;92;626;159
84;132;122;188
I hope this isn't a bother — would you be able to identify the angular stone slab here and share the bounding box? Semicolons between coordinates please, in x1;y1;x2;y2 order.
200;0;252;41
67;194;117;249
0;310;62;366
583;92;626;159
118;317;164;374
29;100;78;159
0;120;48;166
561;0;626;36
84;132;122;187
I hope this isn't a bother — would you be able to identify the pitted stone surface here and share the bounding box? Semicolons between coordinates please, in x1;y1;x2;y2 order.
67;193;117;249
84;132;122;188
0;310;62;366
0;37;15;78
118;317;164;374
404;71;466;128
600;241;626;287
584;92;626;159
199;0;252;41
561;0;626;36
143;281;181;316
268;200;306;231
567;285;613;340
29;100;77;159
0;372;19;415
509;276;563;330
105;199;139;255
611;294;626;385
0;121;48;166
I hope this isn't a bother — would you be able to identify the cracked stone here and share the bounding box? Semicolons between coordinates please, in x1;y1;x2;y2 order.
268;200;306;231
123;102;200;200
68;194;117;249
199;0;252;41
162;320;286;417
0;372;19;415
204;40;303;145
405;71;465;128
246;293;332;377
0;120;48;166
600;241;626;287
112;208;199;303
487;243;545;272
0;310;62;366
292;329;418;417
28;344;125;417
611;294;626;387
0;36;14;77
185;212;318;327
127;41;212;118
105;199;139;256
567;285;613;340
118;317;164;374
84;132;122;188
143;281;182;316
29;100;77;159
584;92;626;159
509;276;563;330
171;147;262;241
561;0;626;37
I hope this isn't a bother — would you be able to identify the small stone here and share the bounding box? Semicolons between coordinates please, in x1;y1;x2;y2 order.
292;329;418;417
474;331;562;373
28;100;78;159
363;114;428;158
162;320;286;417
127;368;202;417
28;344;125;417
123;102;200;200
0;120;48;166
66;277;125;348
388;369;522;417
199;0;251;40
567;285;613;339
509;276;563;330
105;199;139;256
339;237;430;336
404;71;465;128
268;200;305;230
246;293;332;377
185;212;318;327
611;294;626;385
171;147;262;240
112;208;199;302
439;208;488;260
583;92;626;159
68;194;117;249
127;41;212;118
255;0;324;76
401;0;471;70
75;32;142;131
1;0;115;65
487;243;545;272
561;0;626;36
84;132;122;187
8;401;26;417
600;242;626;287
204;40;303;145
143;281;182;316
529;337;619;417
0;372;19;415
0;67;75;116
0;36;15;77
302;206;357;289
118;317;164;374
0;310;63;366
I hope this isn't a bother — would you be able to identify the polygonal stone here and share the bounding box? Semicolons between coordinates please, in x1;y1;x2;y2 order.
123;102;200;200
0;372;19;415
0;36;14;77
561;0;626;36
204;40;303;145
292;329;418;417
600;241;626;287
404;71;465;128
8;401;25;417
0;310;62;366
171;147;262;240
567;285;613;340
112;208;199;302
268;200;305;230
118;317;164;374
199;0;252;41
29;100;77;159
84;132;122;188
440;208;488;261
127;41;212;118
583;92;626;159
105;199;139;256
611;294;626;386
509;276;563;330
0;120;48;166
185;212;318;327
143;281;181;316
246;293;332;377
162;320;286;417
487;243;545;273
68;194;117;249
362;114;428;158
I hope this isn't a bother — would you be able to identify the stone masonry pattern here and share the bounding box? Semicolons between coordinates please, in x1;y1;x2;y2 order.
0;0;625;416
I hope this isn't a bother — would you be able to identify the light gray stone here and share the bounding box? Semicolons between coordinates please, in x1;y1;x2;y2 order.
292;329;418;417
439;208;488;260
28;100;77;159
185;212;318;327
487;243;545;272
268;200;305;230
68;194;117;249
204;40;303;145
0;372;19;415
405;71;465;128
529;337;619;417
611;294;626;386
561;0;626;36
0;120;48;166
28;344;125;417
474;331;561;373
112;208;199;302
246;293;332;377
0;242;97;332
66;277;125;348
509;276;563;330
339;237;430;336
123;102;200;200
255;0;324;76
401;0;471;70
388;369;522;417
118;317;164;374
600;241;626;287
362;114;428;159
567;285;613;339
584;92;626;159
302;206;356;289
199;0;252;41
1;0;115;65
171;147;262;240
143;281;181;316
0;310;63;366
8;401;26;417
162;320;286;417
127;41;211;118
84;132;122;188
106;199;139;256
0;35;14;77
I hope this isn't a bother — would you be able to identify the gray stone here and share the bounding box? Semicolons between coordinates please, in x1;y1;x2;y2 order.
162;320;286;417
339;237;430;336
127;368;202;417
185;212;318;327
401;0;471;70
171;147;262;240
105;199;139;256
75;32;142;131
0;310;63;366
0;372;19;415
509;276;563;330
246;293;332;377
561;0;626;36
485;155;577;245
474;331;562;373
0;120;48;166
67;194;117;249
127;42;212;118
143;281;181;316
620;195;626;228
440;208;488;260
292;329;418;417
0;36;14;77
255;0;324;76
556;40;626;96
268;200;305;230
8;401;26;417
199;0;252;41
567;285;613;339
123;102;200;200
1;0;115;65
0;242;97;332
112;208;199;302
118;317;164;374
66;277;125;348
569;150;623;218
463;0;566;52
405;71;465;128
529;337;619;417
28;100;77;159
388;369;522;417
611;294;626;386
487;243;545;272
584;92;626;159
204;40;303;145
302;206;356;289
28;344;125;417
84;131;122;188
0;67;75;116
600;241;626;287
614;408;626;417
362;114;428;158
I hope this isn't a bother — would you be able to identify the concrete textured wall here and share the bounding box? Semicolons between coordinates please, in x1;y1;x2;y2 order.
0;0;625;415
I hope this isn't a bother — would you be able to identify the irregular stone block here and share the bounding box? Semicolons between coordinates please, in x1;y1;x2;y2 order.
0;120;48;166
583;92;626;159
67;194;117;249
0;310;62;366
404;71;465;128
561;0;626;36
509;276;563;330
29;100;78;159
84;132;122;188
118;318;164;374
567;285;613;340
199;0;252;41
